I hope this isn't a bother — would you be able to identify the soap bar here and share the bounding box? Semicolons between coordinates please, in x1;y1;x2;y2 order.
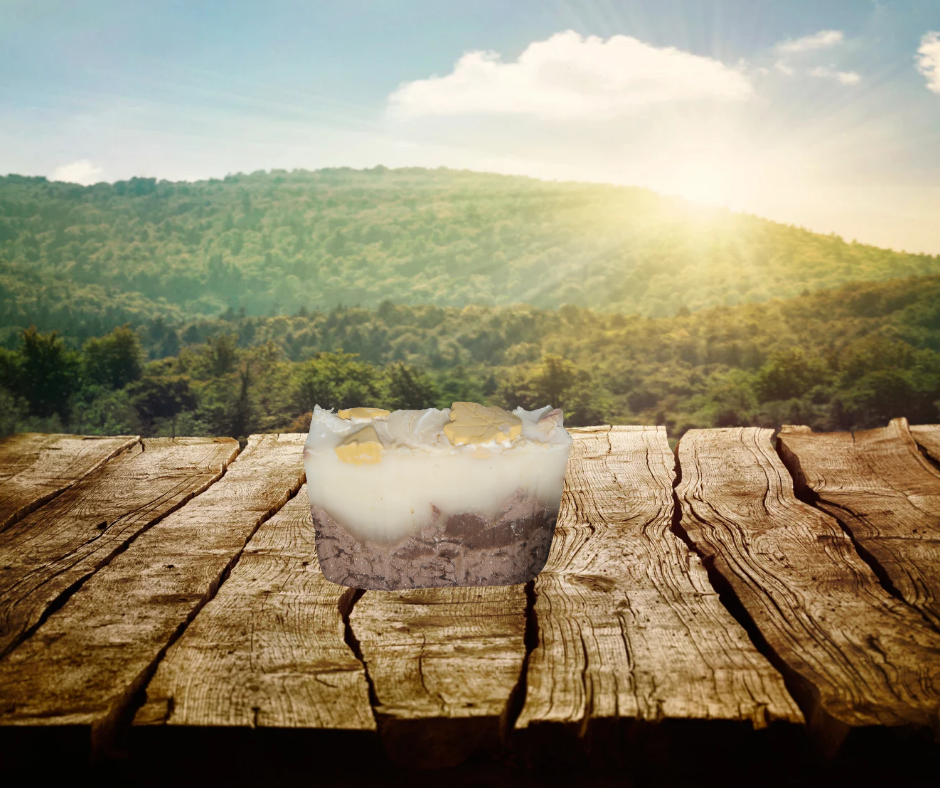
302;402;572;590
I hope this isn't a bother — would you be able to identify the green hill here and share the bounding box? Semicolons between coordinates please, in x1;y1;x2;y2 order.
3;273;939;439
2;167;938;348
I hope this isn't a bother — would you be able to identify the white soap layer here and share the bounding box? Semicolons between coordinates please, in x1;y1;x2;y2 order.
304;442;570;542
303;404;572;542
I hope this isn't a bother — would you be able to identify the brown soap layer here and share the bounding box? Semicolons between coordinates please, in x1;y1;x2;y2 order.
311;490;556;590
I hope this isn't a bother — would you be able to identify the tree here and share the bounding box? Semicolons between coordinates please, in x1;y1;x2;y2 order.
129;375;197;431
228;363;255;438
702;370;759;427
0;348;19;392
754;349;830;402
83;325;144;389
292;352;383;412
840;370;934;428
17;327;81;419
434;365;484;409
207;333;240;377
499;354;606;427
384;362;439;410
0;385;28;437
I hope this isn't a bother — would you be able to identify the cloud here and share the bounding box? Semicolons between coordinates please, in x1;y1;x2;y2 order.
388;30;753;120
774;61;795;76
917;31;940;95
809;66;862;85
776;30;844;53
51;159;103;185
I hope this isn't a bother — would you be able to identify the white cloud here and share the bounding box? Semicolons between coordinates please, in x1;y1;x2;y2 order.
810;66;862;85
776;30;844;53
774;61;795;76
917;31;940;95
388;30;753;120
51;159;103;185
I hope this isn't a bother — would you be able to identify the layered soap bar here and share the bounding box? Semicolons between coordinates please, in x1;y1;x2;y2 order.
303;402;572;590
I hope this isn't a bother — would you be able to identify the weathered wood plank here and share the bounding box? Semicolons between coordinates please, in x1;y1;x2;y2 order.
0;433;306;756
911;424;940;464
134;485;375;733
516;426;802;751
0;433;138;533
0;437;238;658
676;427;940;753
350;584;526;769
779;418;940;630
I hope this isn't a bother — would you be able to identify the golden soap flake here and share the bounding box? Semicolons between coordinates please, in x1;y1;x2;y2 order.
443;401;522;446
337;407;391;420
335;424;384;464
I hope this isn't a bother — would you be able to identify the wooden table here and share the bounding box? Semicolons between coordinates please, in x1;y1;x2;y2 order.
1;421;939;786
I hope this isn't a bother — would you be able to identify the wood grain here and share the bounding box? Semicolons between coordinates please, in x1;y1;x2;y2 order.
779;418;940;630
0;437;237;658
350;584;526;769
676;427;940;753
911;424;940;464
516;426;802;751
135;485;375;734
0;433;138;533
0;433;306;756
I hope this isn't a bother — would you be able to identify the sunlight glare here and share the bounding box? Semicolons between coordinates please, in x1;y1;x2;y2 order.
670;161;734;207
653;144;751;209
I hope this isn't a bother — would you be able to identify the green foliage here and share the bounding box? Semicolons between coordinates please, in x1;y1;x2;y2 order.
754;349;830;402
0;384;28;436
70;385;139;436
3;266;940;441
2;168;938;350
206;334;239;377
383;362;440;411
499;355;607;427
83;325;143;389
128;374;196;432
292;352;384;414
13;327;81;419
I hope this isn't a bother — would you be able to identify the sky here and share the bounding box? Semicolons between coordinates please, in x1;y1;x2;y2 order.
2;0;939;253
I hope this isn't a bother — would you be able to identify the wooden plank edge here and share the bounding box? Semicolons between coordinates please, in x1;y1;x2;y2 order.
778;421;940;633
0;435;140;534
0;438;241;663
911;423;940;468
679;427;940;762
510;426;807;771
108;472;310;760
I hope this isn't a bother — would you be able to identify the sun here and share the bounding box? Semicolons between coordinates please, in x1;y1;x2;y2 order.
666;159;736;208
642;136;759;210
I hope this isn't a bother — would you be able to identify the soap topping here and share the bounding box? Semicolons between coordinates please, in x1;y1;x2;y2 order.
337;407;390;420
308;402;569;458
335;424;384;465
443;402;523;446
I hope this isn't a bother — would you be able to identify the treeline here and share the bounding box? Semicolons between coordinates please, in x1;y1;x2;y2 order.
2;167;938;349
3;274;939;439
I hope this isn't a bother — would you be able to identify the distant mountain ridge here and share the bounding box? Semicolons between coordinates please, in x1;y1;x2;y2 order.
1;166;938;345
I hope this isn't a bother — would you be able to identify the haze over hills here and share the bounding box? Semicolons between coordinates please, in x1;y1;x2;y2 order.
2;167;939;347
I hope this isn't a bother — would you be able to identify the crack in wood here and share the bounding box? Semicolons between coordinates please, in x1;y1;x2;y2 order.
0;435;140;534
778;422;940;634
340;587;380;714
500;577;538;746
676;427;940;758
0;439;241;661
107;478;307;755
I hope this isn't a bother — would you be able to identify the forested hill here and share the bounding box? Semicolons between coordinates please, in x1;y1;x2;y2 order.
3;273;939;440
2;167;939;341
